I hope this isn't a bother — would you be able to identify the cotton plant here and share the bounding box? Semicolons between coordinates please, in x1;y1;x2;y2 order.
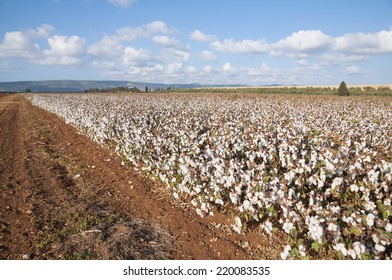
27;93;392;259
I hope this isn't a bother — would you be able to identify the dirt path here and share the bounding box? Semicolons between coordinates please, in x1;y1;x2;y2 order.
0;94;285;260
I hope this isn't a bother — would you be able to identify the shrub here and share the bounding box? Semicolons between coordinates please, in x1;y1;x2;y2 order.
337;81;349;96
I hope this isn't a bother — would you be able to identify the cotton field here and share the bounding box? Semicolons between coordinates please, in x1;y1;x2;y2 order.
26;93;392;260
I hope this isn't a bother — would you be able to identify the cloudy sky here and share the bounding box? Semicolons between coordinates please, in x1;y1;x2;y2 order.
0;0;391;85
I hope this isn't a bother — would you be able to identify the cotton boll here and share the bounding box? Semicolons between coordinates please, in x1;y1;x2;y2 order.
334;243;348;256
215;198;224;205
280;245;291;260
233;217;242;233
328;223;338;232
353;242;362;257
375;244;385;252
298;245;306;257
243;200;251;210
282;221;294;234
264;220;273;235
331;177;343;189
229;193;239;204
307;216;324;243
347;249;356;259
330;206;341;214
366;213;375;227
350;184;359;192
385;223;392;233
326;161;335;172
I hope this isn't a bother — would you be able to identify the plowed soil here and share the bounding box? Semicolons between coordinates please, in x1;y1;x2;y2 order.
0;94;285;260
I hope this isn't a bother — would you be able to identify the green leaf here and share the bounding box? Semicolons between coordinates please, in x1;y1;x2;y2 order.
289;228;298;242
290;248;299;258
381;208;388;219
379;204;388;219
343;228;350;237
311;242;320;252
361;252;371;260
244;213;250;221
349;226;361;237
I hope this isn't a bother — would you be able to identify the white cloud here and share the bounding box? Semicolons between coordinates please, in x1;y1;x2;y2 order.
272;30;333;57
203;65;213;73
296;59;308;66
46;35;86;57
88;21;180;60
210;30;333;58
86;21;187;80
42;55;81;65
125;64;164;77
42;35;86;65
88;35;123;57
109;21;177;42
0;31;40;59
165;62;182;74
32;24;55;38
190;29;216;42
185;66;197;74
241;62;279;78
145;21;178;35
334;28;392;54
195;50;217;61
211;38;269;54
0;24;54;59
145;21;168;33
162;48;190;63
322;54;367;67
222;62;235;72
122;47;153;66
152;35;181;48
344;65;366;75
0;25;88;66
115;26;146;41
108;0;135;8
212;62;282;84
260;62;272;71
91;60;116;69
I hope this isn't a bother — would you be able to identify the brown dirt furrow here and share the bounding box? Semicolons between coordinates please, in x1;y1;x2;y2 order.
0;94;34;259
0;94;285;260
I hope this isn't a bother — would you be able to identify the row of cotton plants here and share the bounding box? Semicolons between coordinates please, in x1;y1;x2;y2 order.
26;93;391;259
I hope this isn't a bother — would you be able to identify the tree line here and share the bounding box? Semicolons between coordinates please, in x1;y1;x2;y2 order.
84;86;142;93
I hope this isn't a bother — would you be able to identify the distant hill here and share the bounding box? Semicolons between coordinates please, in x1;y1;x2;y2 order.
0;80;144;92
0;80;241;93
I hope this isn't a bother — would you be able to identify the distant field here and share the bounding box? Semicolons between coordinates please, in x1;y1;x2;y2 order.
306;84;392;89
205;84;392;89
187;84;392;96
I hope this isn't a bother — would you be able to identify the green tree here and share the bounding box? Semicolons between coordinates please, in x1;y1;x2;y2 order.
337;81;349;96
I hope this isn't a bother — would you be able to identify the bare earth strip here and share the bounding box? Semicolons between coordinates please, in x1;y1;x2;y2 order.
0;94;285;260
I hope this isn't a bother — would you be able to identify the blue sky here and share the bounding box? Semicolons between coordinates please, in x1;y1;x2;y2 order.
0;0;391;85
